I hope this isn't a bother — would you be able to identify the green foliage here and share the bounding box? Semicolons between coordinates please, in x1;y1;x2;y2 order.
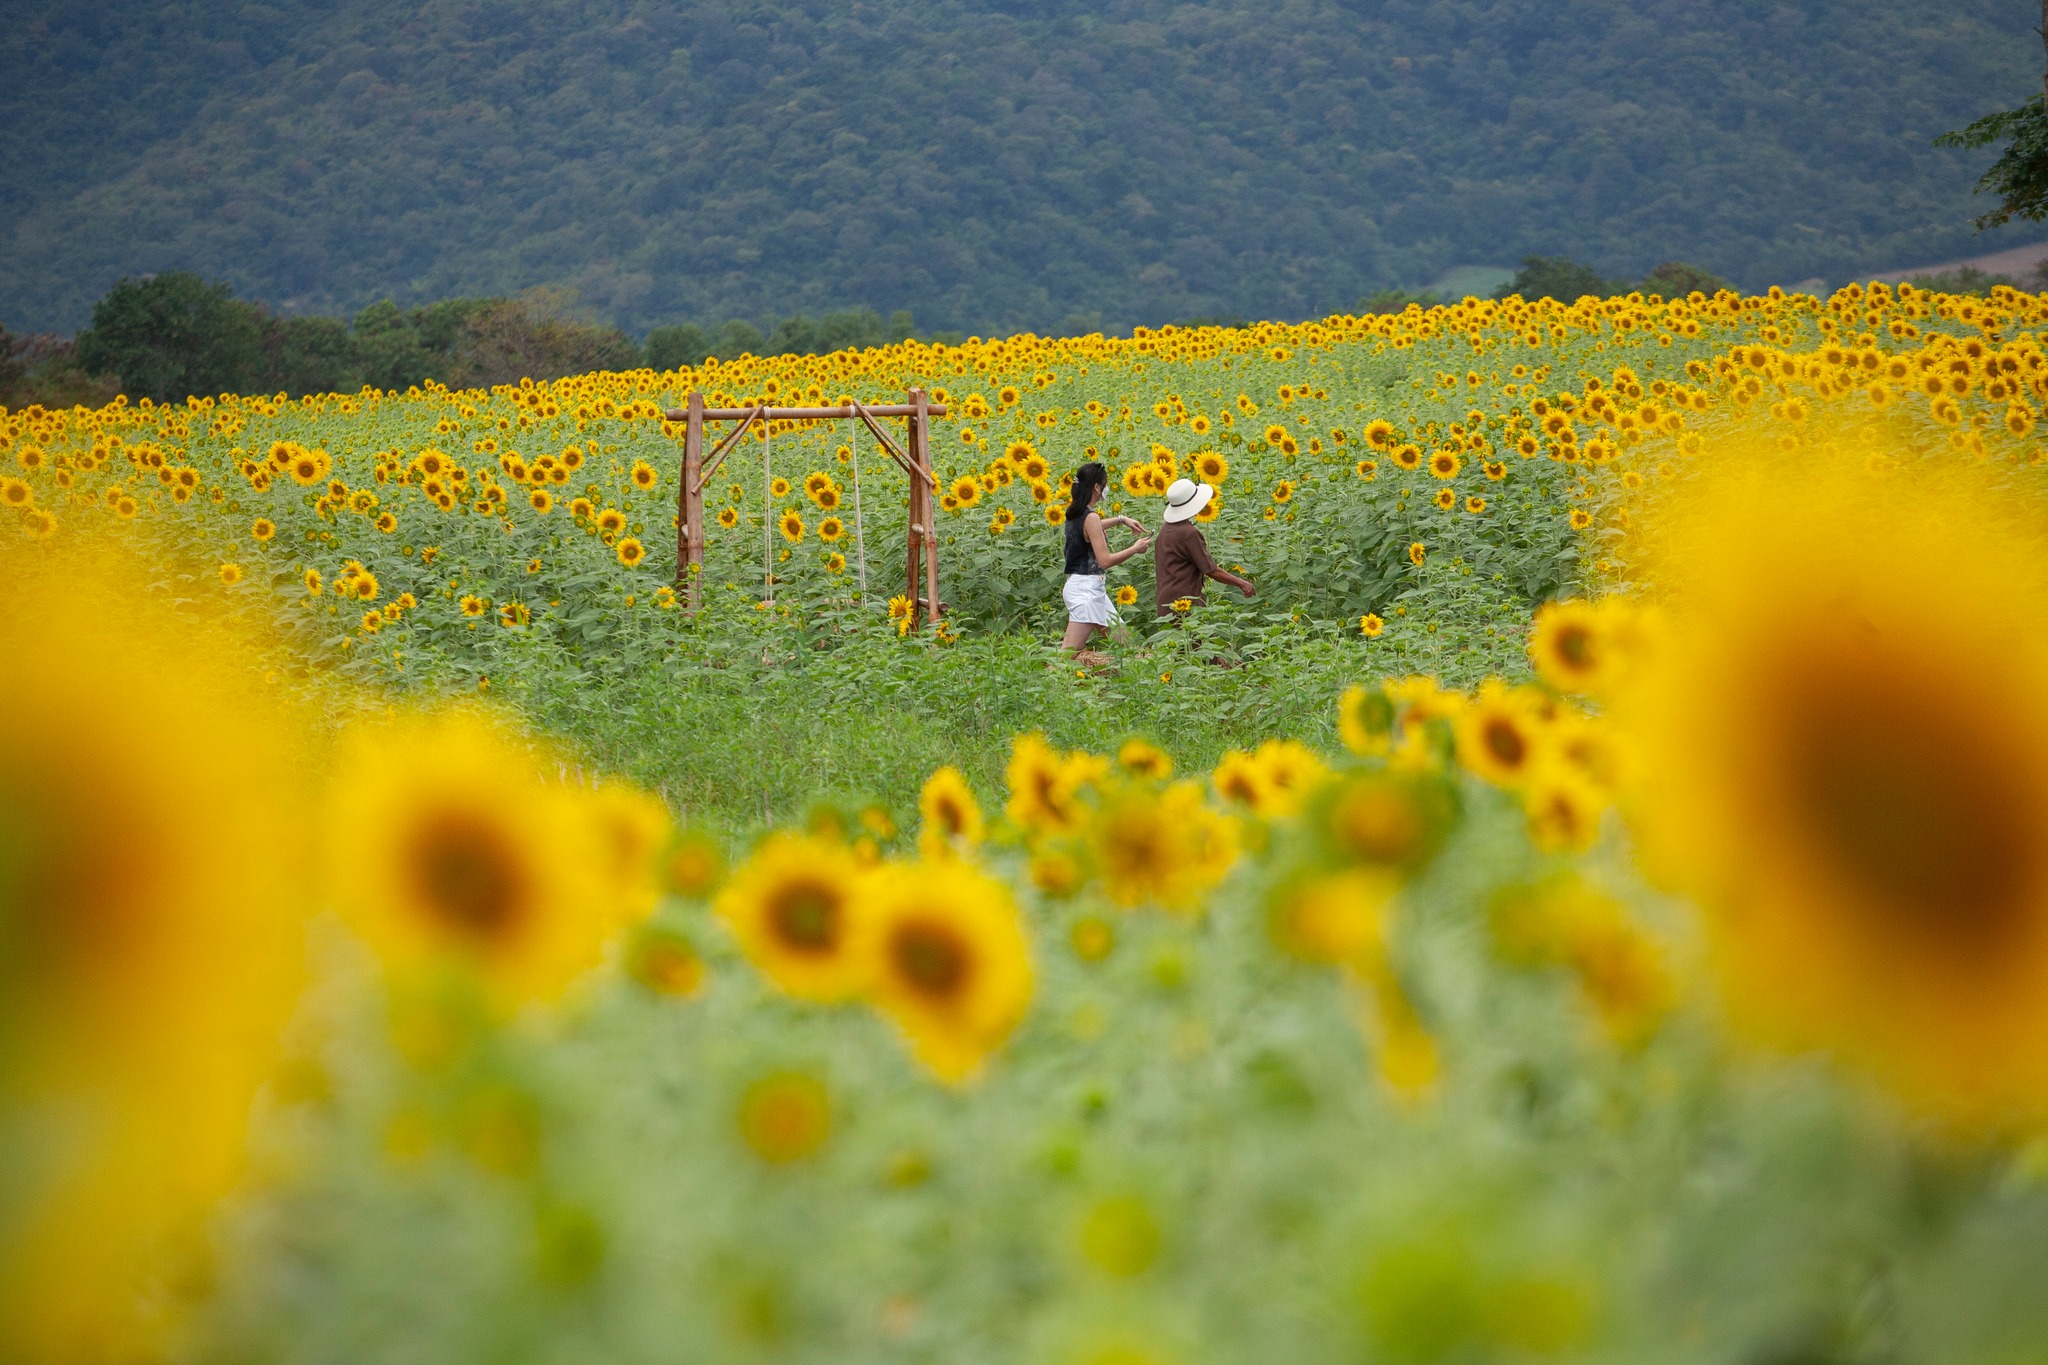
351;297;495;391
1494;257;1633;304
67;275;641;401
452;290;640;389
644;323;712;371
1490;258;1731;305
76;272;270;402
0;0;2036;335
1640;261;1732;298
0;325;117;408
1360;290;1444;314
1905;264;2026;296
1937;95;2048;230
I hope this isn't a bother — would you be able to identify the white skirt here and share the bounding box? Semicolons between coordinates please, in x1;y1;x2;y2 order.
1063;574;1120;627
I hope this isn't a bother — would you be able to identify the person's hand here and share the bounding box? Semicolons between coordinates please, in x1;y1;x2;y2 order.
1132;535;1153;555
1239;578;1256;598
1113;515;1144;533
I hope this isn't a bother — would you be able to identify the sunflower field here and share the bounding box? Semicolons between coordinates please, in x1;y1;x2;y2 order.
7;280;2048;1365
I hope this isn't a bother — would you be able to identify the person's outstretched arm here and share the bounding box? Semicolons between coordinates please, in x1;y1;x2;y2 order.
1207;564;1255;597
1185;528;1252;596
1086;513;1151;568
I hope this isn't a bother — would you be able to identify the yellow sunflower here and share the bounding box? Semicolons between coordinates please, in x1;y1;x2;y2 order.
1336;683;1395;755
716;833;872;1002
917;765;985;859
1615;451;2048;1127
1528;599;1621;696
857;860;1034;1084
1092;778;1239;911
324;707;610;1008
1004;732;1102;837
0;560;305;1360
1454;681;1550;789
1268;866;1397;965
1117;738;1174;780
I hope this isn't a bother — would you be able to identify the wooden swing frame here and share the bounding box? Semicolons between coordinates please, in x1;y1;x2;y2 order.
662;390;949;629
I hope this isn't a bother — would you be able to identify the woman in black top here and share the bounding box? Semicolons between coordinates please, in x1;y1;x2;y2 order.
1060;462;1151;653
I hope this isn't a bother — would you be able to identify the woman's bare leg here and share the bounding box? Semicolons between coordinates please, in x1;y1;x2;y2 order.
1062;621;1102;652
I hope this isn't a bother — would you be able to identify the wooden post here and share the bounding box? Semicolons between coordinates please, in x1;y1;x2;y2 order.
677;391;705;606
905;416;926;629
908;387;939;631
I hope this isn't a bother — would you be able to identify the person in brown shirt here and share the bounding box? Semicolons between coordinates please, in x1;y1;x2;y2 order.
1153;478;1254;615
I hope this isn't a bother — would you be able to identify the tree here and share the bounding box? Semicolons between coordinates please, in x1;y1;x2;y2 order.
645;323;712;370
1904;265;2020;296
448;289;640;387
75;272;268;401
268;315;366;397
0;327;122;408
715;320;766;359
1639;262;1730;298
0;326;24;399
1935;1;2048;230
1492;257;1628;303
1357;290;1440;315
353;298;490;391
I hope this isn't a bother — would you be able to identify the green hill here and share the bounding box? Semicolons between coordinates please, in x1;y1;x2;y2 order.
0;0;2037;338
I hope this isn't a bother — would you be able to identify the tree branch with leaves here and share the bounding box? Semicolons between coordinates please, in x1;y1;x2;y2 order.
1936;0;2048;230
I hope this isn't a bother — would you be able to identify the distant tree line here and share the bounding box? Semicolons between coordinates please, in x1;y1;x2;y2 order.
1477;255;2038;304
1343;260;1733;314
4;259;2030;411
0;272;963;406
1488;258;1725;304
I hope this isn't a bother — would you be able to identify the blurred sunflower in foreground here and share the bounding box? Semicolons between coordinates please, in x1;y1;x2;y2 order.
325;707;648;1012
1613;432;2048;1131
0;547;307;1362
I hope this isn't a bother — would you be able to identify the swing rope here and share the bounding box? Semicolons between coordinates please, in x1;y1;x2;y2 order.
848;413;869;603
761;418;774;606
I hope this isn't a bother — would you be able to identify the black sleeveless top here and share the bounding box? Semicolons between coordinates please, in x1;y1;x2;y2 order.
1063;513;1103;575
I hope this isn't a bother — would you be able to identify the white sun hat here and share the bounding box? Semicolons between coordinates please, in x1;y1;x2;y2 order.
1162;478;1215;524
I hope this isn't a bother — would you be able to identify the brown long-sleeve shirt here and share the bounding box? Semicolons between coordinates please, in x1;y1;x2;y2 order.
1153;520;1218;615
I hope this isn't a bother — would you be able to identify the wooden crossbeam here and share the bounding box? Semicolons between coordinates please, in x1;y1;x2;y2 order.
692;404;766;493
850;400;927;485
668;388;944;633
664;403;949;421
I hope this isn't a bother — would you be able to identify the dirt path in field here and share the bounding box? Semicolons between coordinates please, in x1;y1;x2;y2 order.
1866;239;2048;283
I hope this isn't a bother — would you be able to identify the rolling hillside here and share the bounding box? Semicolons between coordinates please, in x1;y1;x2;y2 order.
0;0;2038;337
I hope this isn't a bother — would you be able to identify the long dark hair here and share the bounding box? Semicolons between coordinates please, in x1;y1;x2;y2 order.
1065;462;1107;523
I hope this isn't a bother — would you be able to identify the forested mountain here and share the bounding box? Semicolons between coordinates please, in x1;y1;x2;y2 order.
0;0;2037;338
